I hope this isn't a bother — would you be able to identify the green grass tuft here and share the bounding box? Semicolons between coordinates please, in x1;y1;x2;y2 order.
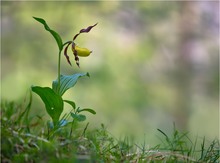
1;101;219;162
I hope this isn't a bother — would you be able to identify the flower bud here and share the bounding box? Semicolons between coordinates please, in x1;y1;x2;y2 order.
74;46;92;57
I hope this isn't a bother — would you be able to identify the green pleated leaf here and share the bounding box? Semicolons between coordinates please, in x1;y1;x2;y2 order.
71;113;86;122
33;17;63;51
31;86;63;126
78;108;96;115
52;72;90;96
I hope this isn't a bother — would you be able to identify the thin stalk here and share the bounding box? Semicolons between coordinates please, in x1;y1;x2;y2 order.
58;50;61;92
58;41;72;92
63;41;72;47
69;120;75;138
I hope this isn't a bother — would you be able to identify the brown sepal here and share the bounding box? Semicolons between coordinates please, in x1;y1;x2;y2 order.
73;23;98;41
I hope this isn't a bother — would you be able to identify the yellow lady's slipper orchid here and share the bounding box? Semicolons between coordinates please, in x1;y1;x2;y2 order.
63;23;97;67
74;46;92;57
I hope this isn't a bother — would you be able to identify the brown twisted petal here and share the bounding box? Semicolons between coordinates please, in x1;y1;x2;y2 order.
64;42;72;66
72;42;80;67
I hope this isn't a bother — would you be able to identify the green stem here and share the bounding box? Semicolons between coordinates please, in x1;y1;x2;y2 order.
63;41;72;47
58;50;61;92
69;120;75;138
58;41;72;92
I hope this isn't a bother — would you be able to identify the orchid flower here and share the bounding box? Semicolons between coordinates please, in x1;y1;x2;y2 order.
64;23;97;67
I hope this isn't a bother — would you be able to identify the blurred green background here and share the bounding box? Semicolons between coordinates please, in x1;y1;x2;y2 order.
1;1;219;145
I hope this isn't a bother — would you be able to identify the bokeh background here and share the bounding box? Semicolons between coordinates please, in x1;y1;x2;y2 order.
1;1;219;145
